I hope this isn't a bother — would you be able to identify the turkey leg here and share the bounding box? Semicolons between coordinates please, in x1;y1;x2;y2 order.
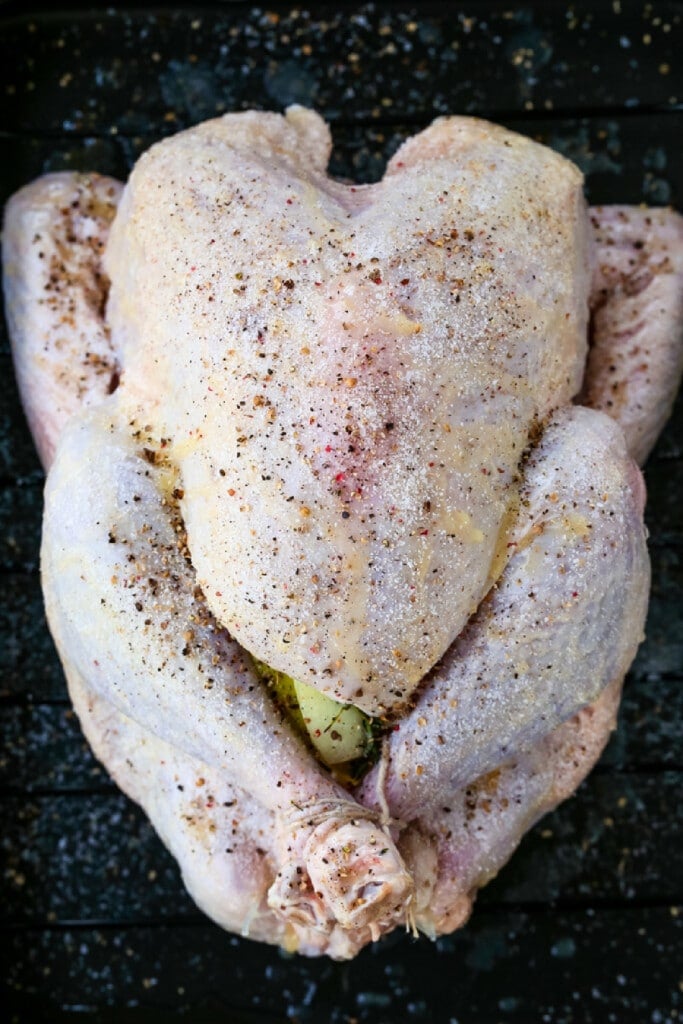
40;405;412;935
358;405;649;822
399;676;623;937
65;663;378;958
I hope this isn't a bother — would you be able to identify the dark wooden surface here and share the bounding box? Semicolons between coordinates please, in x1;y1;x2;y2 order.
1;3;681;1022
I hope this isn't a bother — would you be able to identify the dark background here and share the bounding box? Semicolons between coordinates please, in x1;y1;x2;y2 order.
1;2;681;1022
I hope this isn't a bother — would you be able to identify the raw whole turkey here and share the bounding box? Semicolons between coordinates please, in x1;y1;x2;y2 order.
3;108;682;959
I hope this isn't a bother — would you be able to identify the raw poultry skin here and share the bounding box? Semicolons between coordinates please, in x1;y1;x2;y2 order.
101;108;592;715
3;108;682;959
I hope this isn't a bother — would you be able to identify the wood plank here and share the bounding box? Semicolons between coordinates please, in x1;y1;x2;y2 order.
2;658;681;797
2;108;680;208
2;907;681;1022
0;703;109;792
0;2;680;137
602;674;683;769
2;773;680;927
2;537;679;705
0;357;42;477
481;770;683;906
645;460;683;544
0;473;43;573
652;387;683;461
0;575;64;700
633;544;683;680
2;793;197;926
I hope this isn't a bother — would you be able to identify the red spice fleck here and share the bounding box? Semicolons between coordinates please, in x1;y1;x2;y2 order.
325;444;333;453
286;198;293;205
335;472;346;482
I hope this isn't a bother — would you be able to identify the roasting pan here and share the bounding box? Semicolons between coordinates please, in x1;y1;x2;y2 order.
1;2;681;1021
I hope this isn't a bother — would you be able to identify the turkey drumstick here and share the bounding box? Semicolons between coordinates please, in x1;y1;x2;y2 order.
40;402;412;936
358;404;649;822
65;664;378;959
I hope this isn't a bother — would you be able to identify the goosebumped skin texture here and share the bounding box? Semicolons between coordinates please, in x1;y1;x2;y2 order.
580;205;683;465
358;406;649;822
401;676;624;938
65;666;375;959
104;107;591;714
41;405;412;939
4;110;680;957
63;660;623;958
2;172;122;466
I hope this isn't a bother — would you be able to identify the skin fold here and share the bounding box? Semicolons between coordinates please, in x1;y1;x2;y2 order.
3;109;681;958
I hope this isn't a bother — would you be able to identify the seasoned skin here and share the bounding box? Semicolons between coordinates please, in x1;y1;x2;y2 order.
64;664;623;955
581;205;683;465
64;666;291;949
359;406;649;821
41;404;412;937
6;171;411;955
65;666;376;959
2;172;122;467
400;677;624;938
104;108;590;714
2;110;681;958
